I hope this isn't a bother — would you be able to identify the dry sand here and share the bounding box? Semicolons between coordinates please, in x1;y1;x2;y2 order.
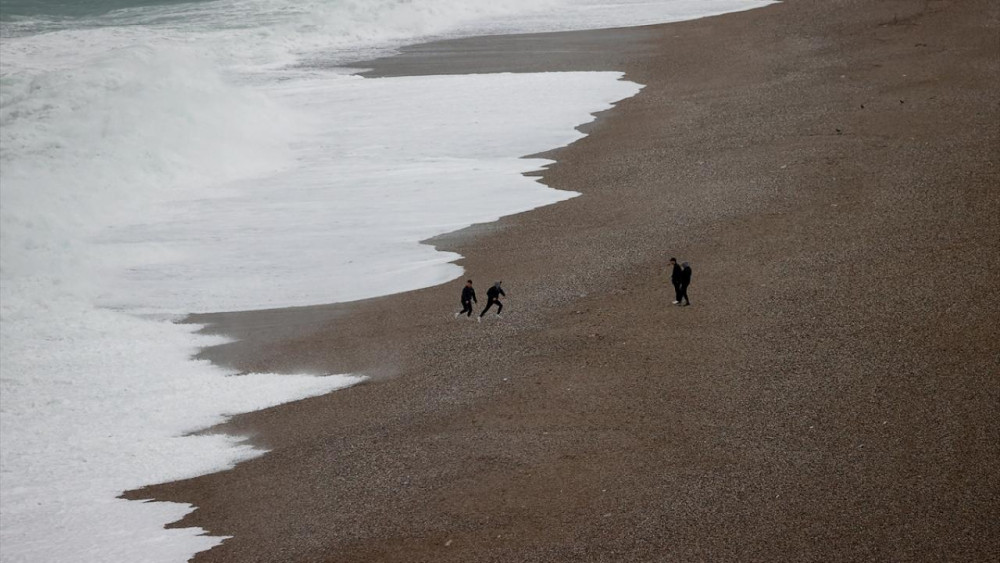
127;0;1000;560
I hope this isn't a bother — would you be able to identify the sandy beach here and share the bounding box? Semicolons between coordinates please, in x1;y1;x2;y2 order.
127;0;999;560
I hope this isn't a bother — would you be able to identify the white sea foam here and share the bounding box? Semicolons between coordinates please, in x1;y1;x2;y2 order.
0;1;774;561
100;71;641;314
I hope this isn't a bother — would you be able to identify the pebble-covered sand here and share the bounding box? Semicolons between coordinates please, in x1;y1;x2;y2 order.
128;1;999;560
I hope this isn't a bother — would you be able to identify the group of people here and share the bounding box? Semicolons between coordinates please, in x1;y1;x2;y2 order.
454;259;690;321
455;280;505;322
669;257;692;306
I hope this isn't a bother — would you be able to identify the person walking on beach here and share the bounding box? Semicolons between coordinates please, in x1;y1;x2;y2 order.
455;280;477;319
479;281;505;321
678;262;692;306
669;257;683;305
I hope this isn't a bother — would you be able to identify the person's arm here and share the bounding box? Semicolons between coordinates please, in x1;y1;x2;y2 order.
499;288;506;297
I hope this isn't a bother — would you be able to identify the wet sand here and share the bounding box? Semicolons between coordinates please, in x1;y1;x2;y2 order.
127;0;1000;560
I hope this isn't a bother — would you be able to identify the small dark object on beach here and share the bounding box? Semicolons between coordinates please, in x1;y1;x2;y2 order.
669;258;682;304
479;281;505;319
678;262;692;306
456;280;477;318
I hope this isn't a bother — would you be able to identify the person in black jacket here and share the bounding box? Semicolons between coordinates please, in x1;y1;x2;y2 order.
669;257;683;304
479;281;505;321
678;262;692;306
455;280;477;318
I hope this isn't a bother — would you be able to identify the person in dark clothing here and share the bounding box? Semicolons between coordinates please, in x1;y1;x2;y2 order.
479;281;505;321
669;257;683;304
455;280;477;318
678;262;692;306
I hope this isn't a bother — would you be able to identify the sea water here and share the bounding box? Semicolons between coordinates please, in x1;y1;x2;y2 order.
0;0;774;560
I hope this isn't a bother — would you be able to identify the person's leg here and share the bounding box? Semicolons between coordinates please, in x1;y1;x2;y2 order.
480;298;495;317
673;283;682;304
461;300;472;316
495;300;503;315
679;284;690;305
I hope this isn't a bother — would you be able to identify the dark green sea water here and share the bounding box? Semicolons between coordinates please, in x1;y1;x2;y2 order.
0;0;208;19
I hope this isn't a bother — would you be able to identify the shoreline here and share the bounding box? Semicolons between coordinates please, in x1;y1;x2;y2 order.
130;1;999;561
